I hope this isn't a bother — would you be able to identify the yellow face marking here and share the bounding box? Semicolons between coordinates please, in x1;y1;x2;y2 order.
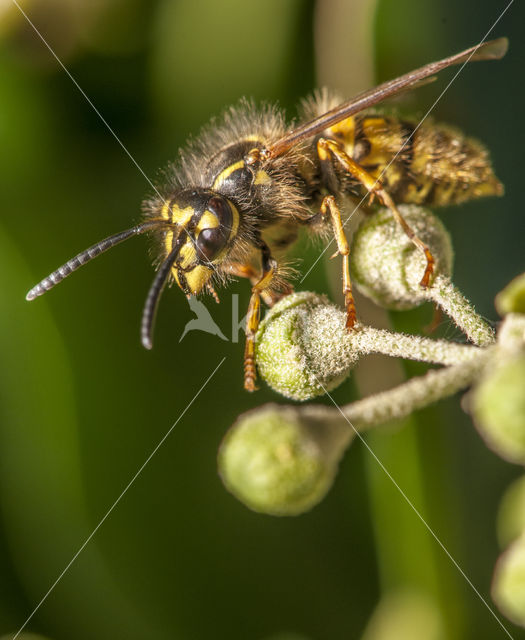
184;265;213;295
254;170;271;185
177;241;197;270
212;160;245;190
164;229;174;256
171;203;194;227
171;199;242;292
162;205;195;256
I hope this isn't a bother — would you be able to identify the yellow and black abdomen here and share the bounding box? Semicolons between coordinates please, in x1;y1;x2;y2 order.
324;112;503;207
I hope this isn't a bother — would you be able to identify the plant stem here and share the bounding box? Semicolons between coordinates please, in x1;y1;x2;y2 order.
426;274;496;347
351;325;479;366
299;347;493;433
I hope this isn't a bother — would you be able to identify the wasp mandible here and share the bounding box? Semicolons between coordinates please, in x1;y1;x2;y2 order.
27;38;507;391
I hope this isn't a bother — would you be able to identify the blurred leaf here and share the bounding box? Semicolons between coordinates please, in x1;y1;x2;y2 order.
150;0;310;133
0;225;156;639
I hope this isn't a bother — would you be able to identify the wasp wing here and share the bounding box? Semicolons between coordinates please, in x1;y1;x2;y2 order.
269;37;508;157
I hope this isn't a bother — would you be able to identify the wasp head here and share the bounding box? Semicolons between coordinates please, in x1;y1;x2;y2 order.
160;188;240;296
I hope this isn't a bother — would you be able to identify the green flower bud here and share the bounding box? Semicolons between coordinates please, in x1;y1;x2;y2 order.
471;355;525;464
255;292;360;400
492;535;525;628
496;272;525;316
497;313;525;354
497;475;525;549
351;206;453;310
218;404;352;516
255;290;481;400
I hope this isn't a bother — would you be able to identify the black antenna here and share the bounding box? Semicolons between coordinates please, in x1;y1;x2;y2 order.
26;219;166;301
141;234;186;350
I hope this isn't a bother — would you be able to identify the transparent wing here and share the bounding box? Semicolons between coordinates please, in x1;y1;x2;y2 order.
268;38;508;157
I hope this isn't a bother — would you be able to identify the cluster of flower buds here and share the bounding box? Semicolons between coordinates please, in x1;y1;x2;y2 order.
471;273;525;626
218;207;525;625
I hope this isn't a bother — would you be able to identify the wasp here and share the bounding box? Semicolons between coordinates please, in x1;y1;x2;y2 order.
26;38;507;391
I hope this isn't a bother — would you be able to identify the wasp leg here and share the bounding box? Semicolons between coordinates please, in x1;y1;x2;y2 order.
206;282;220;304
320;195;357;329
317;138;435;288
228;262;259;280
243;244;278;392
228;262;288;306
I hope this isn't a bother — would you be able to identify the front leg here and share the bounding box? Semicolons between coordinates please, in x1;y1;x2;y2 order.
227;262;285;306
243;242;278;392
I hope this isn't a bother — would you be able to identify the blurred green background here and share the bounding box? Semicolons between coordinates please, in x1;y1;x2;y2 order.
0;0;524;638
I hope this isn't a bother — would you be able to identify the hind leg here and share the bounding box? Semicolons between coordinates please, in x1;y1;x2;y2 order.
317;137;435;287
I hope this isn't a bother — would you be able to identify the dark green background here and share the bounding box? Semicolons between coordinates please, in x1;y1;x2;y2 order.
0;0;523;638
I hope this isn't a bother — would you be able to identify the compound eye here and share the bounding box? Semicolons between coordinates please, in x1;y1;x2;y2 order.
195;195;234;262
207;196;232;227
196;226;227;262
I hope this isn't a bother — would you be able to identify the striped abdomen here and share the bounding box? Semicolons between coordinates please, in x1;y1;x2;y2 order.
325;112;503;207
